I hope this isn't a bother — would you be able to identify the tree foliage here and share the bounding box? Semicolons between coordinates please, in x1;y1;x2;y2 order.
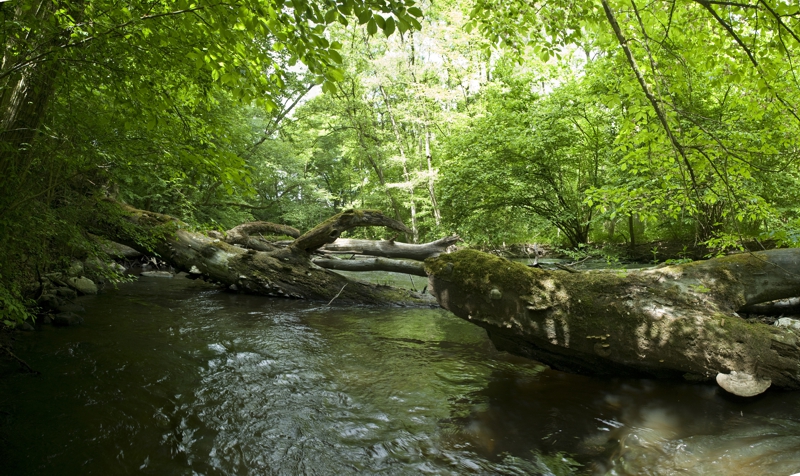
4;0;800;326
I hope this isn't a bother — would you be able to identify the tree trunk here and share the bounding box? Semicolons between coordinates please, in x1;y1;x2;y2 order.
379;84;418;243
425;128;441;226
320;235;459;261
425;249;800;396
312;258;426;276
219;221;301;252
96;201;430;305
628;213;636;249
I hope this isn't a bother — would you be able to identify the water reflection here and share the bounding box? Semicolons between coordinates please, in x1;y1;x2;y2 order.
1;276;800;475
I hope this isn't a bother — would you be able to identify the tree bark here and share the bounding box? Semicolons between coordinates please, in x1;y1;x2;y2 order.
425;128;442;226
290;209;412;254
221;221;301;252
312;258;426;276
425;249;800;395
320;235;460;261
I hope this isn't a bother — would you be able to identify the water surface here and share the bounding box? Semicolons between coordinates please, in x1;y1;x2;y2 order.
2;275;800;475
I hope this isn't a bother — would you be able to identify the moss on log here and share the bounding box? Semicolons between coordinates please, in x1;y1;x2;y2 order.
425;249;800;395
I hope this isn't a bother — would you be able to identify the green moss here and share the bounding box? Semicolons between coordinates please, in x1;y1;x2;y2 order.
425;249;542;295
706;311;775;361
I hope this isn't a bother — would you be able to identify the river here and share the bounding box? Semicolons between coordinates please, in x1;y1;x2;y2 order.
2;273;800;475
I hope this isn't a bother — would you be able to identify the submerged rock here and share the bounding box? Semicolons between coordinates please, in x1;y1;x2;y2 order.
37;293;63;311
53;312;84;327
55;303;85;313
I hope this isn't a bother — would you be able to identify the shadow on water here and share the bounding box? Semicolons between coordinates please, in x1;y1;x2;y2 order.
1;275;800;475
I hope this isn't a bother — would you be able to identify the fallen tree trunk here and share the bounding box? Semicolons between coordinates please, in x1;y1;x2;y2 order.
95;201;430;304
320;235;460;260
312;257;427;276
425;249;800;395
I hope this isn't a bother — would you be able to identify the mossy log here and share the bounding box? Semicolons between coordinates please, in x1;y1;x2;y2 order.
98;201;430;304
425;249;800;396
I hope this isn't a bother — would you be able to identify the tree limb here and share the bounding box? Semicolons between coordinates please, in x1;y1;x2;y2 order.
291;209;412;254
313;257;427;276
321;235;461;261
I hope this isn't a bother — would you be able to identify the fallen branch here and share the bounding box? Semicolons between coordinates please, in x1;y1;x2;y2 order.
320;235;460;261
291;209;412;254
1;345;39;375
313;257;427;276
327;284;348;306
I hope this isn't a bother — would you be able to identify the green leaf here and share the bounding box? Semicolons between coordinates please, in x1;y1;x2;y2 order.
396;16;409;34
327;68;345;81
367;18;377;35
324;8;337;23
356;9;372;24
383;17;395;36
340;0;354;14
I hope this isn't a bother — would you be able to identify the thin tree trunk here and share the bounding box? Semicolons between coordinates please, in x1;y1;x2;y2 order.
338;83;403;222
425;128;441;226
601;0;699;194
378;84;418;243
629;213;636;249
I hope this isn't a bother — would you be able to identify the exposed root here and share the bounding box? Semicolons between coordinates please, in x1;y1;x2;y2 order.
1;345;39;375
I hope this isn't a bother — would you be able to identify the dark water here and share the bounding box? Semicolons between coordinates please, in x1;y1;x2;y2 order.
2;275;800;475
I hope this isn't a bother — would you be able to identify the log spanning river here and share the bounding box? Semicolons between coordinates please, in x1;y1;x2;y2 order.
2;273;800;475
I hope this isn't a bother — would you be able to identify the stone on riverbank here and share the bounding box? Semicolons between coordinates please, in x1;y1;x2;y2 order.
66;276;98;295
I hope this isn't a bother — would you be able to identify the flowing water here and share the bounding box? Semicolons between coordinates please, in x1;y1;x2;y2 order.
2;274;800;475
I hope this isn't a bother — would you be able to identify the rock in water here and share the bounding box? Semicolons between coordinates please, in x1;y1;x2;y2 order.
37;293;63;311
66;277;98;295
55;303;85;313
53;312;84;327
716;371;772;397
55;287;78;300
